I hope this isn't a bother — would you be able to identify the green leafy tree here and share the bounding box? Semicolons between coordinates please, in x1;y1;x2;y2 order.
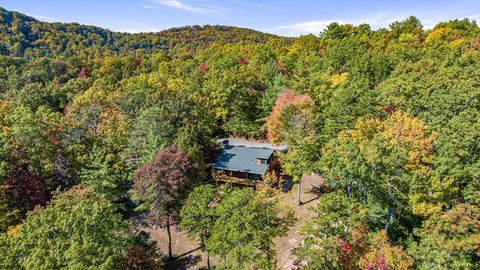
180;184;217;269
207;188;289;269
78;144;129;201
296;192;369;269
319;111;442;228
0;187;131;270
408;204;480;270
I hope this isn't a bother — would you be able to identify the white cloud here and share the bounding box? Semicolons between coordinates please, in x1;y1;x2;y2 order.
275;10;480;37
275;11;408;36
27;13;61;22
468;13;480;21
115;27;163;33
150;0;225;15
141;4;158;9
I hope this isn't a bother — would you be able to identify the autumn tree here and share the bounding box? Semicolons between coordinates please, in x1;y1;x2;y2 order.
266;89;313;143
408;204;480;270
133;145;198;259
359;230;414;270
319;111;442;229
123;231;164;270
267;90;318;206
296;192;371;269
64;85;132;201
0;104;64;229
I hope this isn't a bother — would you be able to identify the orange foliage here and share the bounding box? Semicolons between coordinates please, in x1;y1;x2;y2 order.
381;111;435;170
266;89;313;143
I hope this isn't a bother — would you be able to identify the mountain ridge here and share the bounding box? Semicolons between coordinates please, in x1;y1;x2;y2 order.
0;7;288;58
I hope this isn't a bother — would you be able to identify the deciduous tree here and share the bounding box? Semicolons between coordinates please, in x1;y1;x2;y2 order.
133;145;198;259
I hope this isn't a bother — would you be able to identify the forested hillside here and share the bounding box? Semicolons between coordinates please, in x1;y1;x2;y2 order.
1;6;480;269
0;7;282;58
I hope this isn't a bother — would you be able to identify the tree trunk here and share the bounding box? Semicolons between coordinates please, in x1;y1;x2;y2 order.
384;207;392;235
297;180;302;206
204;237;211;270
206;252;211;270
237;254;241;270
266;247;272;270
166;217;173;259
344;185;351;197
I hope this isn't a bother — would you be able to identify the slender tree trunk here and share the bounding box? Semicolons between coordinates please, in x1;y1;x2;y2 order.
267;247;272;270
224;254;227;270
166;217;172;259
204;237;211;270
297;180;302;206
344;185;350;197
237;254;241;270
385;207;392;235
206;252;211;270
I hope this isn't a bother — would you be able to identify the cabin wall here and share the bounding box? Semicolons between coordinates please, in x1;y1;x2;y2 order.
234;171;248;178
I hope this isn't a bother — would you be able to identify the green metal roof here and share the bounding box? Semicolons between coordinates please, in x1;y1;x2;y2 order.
213;145;274;174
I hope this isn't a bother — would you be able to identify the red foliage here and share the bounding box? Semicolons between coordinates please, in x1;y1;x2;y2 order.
198;63;209;73
63;100;73;116
239;56;249;65
55;79;62;88
78;66;89;78
47;135;61;146
383;106;396;115
363;252;391;270
134;57;142;66
133;145;197;194
339;239;353;267
377;257;389;270
4;161;48;215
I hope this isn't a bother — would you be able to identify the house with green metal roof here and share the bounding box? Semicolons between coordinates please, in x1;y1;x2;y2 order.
212;139;285;186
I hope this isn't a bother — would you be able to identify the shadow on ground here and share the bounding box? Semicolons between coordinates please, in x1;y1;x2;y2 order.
166;246;202;270
299;173;330;206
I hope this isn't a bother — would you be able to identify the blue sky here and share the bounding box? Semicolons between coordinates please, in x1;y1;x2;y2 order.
1;0;480;36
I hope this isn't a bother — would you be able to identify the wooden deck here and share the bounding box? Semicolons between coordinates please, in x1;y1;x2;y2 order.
212;174;259;187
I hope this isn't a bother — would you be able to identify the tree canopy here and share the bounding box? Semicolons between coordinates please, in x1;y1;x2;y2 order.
1;7;480;269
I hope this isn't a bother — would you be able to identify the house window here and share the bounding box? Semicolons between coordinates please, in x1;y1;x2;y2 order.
258;158;267;165
227;170;234;176
247;173;260;180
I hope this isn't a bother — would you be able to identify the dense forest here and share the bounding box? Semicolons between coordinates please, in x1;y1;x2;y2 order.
1;6;480;269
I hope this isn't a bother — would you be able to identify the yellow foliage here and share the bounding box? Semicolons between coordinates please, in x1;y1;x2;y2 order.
410;174;458;217
0;100;12;127
425;28;446;44
330;72;349;87
261;171;283;189
166;78;185;91
381;111;435;170
359;230;414;270
448;38;467;49
6;223;22;237
399;33;418;43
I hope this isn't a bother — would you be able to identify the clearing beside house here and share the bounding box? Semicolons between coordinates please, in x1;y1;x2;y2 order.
143;173;324;269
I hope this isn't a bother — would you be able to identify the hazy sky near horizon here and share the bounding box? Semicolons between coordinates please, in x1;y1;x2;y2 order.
1;0;480;36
